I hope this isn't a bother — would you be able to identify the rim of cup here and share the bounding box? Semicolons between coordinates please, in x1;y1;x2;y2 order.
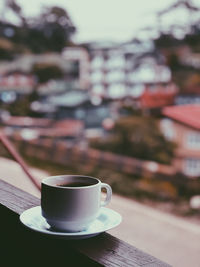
42;175;101;189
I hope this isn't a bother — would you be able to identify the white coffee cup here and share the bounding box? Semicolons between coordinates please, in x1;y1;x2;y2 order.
41;175;112;232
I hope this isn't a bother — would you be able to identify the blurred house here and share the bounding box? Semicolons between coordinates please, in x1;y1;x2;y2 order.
178;45;200;69
0;115;84;143
88;40;152;99
0;71;34;93
0;47;90;99
40;89;112;129
87;40;177;108
0;71;35;103
62;46;90;90
1;116;52;128
0;53;67;75
140;83;178;111
161;104;200;177
175;94;200;105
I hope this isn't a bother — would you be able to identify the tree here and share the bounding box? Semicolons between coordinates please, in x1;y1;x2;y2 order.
0;1;76;54
15;63;64;117
91;116;176;164
4;0;27;26
32;63;64;84
24;6;76;53
0;38;15;60
30;62;64;102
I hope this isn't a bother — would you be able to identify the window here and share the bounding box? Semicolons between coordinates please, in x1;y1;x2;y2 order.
160;119;175;140
91;56;104;68
129;84;145;98
184;158;200;177
92;84;104;95
106;71;125;83
91;71;103;83
106;56;125;69
75;109;86;119
107;84;127;99
19;76;27;85
186;132;200;149
7;76;15;85
128;64;156;83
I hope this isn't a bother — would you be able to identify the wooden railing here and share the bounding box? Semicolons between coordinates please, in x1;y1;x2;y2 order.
0;179;171;266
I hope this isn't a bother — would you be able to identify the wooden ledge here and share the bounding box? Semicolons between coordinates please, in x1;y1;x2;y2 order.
0;179;171;267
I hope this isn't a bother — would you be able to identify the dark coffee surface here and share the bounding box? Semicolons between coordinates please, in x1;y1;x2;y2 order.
57;182;90;187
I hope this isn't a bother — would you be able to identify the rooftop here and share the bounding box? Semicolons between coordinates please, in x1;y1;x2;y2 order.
0;116;84;138
1;116;53;128
47;90;90;107
163;104;200;130
140;84;177;108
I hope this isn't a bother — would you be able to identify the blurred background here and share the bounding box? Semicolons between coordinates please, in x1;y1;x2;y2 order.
1;0;200;266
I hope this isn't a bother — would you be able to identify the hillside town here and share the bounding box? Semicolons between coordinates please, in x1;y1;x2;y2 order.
1;0;200;214
1;1;200;266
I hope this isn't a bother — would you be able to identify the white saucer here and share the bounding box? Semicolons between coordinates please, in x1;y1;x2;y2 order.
19;206;122;239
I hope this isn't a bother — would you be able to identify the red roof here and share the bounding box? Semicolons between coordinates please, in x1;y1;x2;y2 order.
0;74;35;88
140;85;177;109
2;116;53;128
163;104;200;130
1;116;84;137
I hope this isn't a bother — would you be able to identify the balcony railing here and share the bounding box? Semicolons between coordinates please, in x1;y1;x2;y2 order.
0;179;171;266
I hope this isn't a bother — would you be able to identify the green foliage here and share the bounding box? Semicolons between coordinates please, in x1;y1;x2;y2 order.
91;116;176;164
25;6;76;53
166;53;180;71
154;27;200;93
0;3;76;54
3;91;40;117
32;63;64;84
119;105;143;117
4;95;30;116
154;34;183;48
184;32;200;52
0;38;15;60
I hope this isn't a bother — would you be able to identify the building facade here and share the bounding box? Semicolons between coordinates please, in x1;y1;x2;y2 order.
62;47;90;90
161;104;200;177
88;40;175;102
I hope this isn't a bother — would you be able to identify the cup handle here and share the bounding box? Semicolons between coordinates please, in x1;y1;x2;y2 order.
101;183;112;207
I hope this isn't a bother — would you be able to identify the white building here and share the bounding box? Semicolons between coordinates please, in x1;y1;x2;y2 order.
89;40;172;100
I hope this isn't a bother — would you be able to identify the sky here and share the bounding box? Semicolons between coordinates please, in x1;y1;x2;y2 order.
2;0;200;43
